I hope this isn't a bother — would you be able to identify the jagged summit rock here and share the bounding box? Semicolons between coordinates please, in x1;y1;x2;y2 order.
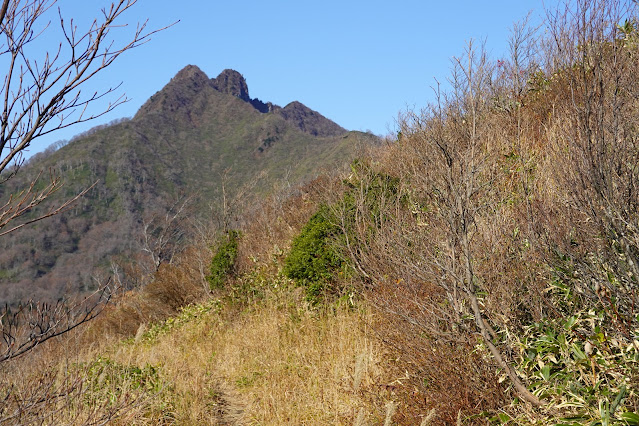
135;64;210;120
172;64;209;86
211;69;250;102
278;101;346;137
209;69;275;112
136;65;346;137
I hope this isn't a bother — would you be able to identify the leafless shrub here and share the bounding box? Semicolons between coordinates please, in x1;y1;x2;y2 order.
90;246;207;341
236;175;338;273
541;0;639;331
338;1;639;420
140;194;195;276
0;364;140;425
336;40;545;412
0;281;112;363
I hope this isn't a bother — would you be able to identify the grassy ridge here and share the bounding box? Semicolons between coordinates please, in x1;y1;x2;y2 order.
0;267;393;424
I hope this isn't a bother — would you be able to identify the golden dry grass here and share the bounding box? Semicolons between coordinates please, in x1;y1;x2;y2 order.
2;282;397;425
103;281;391;425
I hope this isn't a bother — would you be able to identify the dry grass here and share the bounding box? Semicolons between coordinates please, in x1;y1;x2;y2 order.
0;173;409;425
2;279;403;425
83;246;210;345
0;347;167;425
100;278;394;425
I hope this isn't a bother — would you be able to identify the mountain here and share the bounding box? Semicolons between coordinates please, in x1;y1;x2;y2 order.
0;66;379;304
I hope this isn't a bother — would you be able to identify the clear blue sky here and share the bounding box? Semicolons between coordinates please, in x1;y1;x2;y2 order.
27;0;558;156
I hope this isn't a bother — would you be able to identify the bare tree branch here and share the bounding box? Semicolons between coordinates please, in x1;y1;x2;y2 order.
0;0;174;175
140;195;194;275
0;279;113;363
0;0;172;361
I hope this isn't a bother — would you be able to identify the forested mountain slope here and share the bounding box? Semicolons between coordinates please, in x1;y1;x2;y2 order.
0;67;378;304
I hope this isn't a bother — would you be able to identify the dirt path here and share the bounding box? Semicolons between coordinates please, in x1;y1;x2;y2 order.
208;381;245;425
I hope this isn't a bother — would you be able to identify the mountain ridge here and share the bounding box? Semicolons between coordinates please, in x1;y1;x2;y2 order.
0;65;378;304
136;66;346;138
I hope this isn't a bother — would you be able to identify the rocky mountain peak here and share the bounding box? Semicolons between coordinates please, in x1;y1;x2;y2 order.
278;101;346;137
136;66;347;137
211;69;250;102
171;64;209;88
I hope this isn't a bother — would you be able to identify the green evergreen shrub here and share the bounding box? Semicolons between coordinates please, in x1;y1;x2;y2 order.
283;205;342;302
207;230;239;289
